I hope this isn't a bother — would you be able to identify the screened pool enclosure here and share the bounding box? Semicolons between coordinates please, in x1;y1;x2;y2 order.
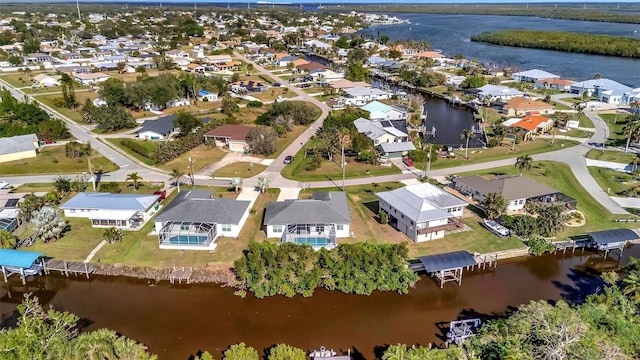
158;221;216;247
283;224;336;248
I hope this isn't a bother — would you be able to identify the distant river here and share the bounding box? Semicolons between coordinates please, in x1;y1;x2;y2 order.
359;14;640;86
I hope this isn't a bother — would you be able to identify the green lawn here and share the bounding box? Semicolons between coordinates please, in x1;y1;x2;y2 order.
578;113;594;128
459;161;638;235
414;138;578;171
0;146;118;175
214;162;267;178
23;218;106;262
601;113;631;146
35;92;98;123
588;167;638;197
281;146;401;182
157;145;226;173
14;182;163;195
106;138;157;166
586;149;637;164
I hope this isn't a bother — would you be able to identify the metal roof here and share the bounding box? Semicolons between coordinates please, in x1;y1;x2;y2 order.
588;229;638;245
0;249;42;269
0;134;38;156
377;183;467;223
418;251;476;273
61;192;160;211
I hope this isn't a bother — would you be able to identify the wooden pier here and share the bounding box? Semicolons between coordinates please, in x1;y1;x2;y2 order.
553;239;591;255
169;266;193;284
43;259;95;279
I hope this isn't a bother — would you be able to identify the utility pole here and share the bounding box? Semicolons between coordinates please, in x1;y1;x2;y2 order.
76;0;81;21
188;152;195;188
341;140;346;191
424;143;432;182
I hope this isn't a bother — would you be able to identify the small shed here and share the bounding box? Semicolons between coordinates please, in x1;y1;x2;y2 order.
588;229;638;257
418;251;477;288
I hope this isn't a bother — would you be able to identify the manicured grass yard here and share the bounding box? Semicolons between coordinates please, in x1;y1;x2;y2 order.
1;72;45;88
157;145;226;173
24;218;105;262
413;138;578;171
586;149;637;164
250;87;296;102
106;138;157;166
458;161;638;235
15;182;164;195
281;148;401;182
0;146;118;175
601;113;630;146
35;92;99;123
588;167;638;197
214;162;267;178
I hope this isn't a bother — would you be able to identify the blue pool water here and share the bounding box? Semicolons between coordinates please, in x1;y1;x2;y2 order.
169;235;208;245
294;237;330;247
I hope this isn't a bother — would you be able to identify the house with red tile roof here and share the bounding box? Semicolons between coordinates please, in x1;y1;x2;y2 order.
504;115;554;140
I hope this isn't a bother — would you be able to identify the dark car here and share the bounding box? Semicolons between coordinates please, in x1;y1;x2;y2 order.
284;155;294;164
273;82;281;87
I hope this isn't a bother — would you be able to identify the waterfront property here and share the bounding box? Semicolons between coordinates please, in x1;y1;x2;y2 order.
587;228;639;258
359;101;408;121
512;69;559;83
263;192;351;249
475;84;525;101
354;117;408;147
453;175;576;212
342;86;392;106
154;190;251;250
570;78;631;105
0;134;40;163
498;97;554;117
414;250;479;287
377;183;468;242
60;192;161;229
0;249;43;285
502;115;554;141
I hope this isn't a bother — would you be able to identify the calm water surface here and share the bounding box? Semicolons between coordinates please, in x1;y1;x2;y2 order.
2;245;638;359
359;14;640;86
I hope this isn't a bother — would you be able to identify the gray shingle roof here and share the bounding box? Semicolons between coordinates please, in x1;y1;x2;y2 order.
137;114;177;136
264;192;351;225
155;189;250;225
377;184;467;223
60;192;160;211
454;175;560;200
0;134;38;155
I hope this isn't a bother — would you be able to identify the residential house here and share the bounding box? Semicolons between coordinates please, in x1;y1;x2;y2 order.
499;97;554;117
413;51;446;64
304;39;332;51
296;61;327;73
60;192;161;229
186;63;205;73
328;79;370;90
211;60;241;72
198;90;218;102
512;69;560;83
343;86;391;106
136;114;179;140
23;53;53;64
534;78;575;92
231;80;269;93
154;190;251;250
204;54;233;64
277;55;299;68
32;74;60;87
73;72;110;86
354;117;408;146
623;88;640;107
476;84;525;101
570;78;632;105
165;49;190;59
454;175;575;211
360;101;407;120
204;124;252;152
366;56;386;68
377;183;468;242
379;141;416;159
263;192;351;249
502;115;553;140
0;134;40;163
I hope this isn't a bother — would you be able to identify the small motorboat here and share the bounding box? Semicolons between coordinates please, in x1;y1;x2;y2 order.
482;219;511;237
309;346;351;359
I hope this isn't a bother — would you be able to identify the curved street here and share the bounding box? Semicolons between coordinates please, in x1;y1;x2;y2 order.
0;69;628;215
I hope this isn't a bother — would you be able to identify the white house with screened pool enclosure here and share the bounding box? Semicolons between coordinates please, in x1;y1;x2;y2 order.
60;192;161;229
153;190;251;251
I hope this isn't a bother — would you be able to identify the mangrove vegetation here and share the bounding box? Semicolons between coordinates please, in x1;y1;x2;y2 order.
471;30;640;58
234;242;419;298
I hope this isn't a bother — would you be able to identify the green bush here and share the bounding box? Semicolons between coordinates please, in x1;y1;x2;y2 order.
526;236;555;256
380;210;388;224
247;100;263;108
121;139;155;160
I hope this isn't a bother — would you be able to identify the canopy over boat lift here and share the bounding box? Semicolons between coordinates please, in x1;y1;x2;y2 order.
0;249;43;285
588;229;639;258
416;251;483;288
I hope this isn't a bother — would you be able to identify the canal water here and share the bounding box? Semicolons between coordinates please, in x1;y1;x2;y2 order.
359;14;640;86
2;245;638;359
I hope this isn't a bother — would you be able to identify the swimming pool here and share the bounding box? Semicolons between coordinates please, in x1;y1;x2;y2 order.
168;235;209;245
293;237;331;247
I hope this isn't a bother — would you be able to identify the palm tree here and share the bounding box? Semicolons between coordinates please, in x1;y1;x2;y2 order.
230;177;242;193
257;177;269;194
171;168;185;192
622;271;640;301
631;156;640;174
382;344;409;360
103;227;123;244
624;115;640;153
460;129;475;159
515;155;534;176
550;112;570;145
0;229;15;249
491;123;507;142
126;172;143;191
481;192;508;220
573;102;584;122
31;206;68;243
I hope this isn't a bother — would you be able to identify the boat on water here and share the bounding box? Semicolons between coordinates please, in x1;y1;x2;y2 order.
309;346;351;360
446;318;482;345
482;219;511;237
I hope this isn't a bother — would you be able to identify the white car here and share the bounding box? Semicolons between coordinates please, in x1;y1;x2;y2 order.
0;181;10;190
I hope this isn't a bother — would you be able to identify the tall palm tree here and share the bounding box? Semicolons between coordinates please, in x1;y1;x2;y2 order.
460;128;475;159
622;271;640;301
623;116;640;153
258;177;269;194
515;155;534;176
573;102;584;122
550;112;570;145
171;168;184;192
230;177;242;193
126;172;143;191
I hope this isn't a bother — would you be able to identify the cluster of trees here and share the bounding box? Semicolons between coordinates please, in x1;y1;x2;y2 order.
0;295;156;359
235;242;419;298
501;203;568;239
399;68;447;88
155;120;222;164
0;89;69;139
195;343;307;360
80;98;136;132
472;30;640;58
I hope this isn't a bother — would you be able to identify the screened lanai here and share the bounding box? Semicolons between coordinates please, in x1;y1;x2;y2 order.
283;223;337;248
158;221;216;247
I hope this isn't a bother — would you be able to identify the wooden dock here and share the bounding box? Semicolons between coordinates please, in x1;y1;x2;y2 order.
553;239;590;255
169;266;193;284
43;259;95;279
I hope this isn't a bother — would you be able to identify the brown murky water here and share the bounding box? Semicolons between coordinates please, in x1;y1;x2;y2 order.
2;246;638;360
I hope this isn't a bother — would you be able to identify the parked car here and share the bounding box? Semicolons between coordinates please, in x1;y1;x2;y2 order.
403;157;415;167
0;181;9;189
41;139;56;145
284;155;294;164
273;82;281;87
